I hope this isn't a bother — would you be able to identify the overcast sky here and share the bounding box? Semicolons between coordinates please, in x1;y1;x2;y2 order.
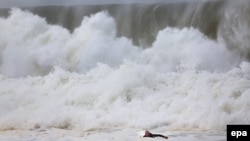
0;0;217;8
0;0;215;8
0;0;160;8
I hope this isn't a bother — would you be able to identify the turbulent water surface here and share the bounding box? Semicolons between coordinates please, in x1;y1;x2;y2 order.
0;0;250;140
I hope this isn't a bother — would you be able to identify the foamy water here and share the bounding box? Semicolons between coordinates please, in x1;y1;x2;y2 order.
0;2;250;140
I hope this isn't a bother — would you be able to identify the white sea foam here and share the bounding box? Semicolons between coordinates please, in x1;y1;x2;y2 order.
0;9;250;133
0;8;139;77
139;27;242;72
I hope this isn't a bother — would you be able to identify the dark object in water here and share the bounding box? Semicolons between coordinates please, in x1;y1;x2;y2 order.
143;130;168;139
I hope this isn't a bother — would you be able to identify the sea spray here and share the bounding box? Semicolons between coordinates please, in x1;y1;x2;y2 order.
0;7;250;132
0;62;250;131
0;9;139;77
139;27;242;73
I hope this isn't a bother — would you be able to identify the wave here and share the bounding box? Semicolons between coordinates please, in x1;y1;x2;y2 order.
0;2;250;132
0;8;246;77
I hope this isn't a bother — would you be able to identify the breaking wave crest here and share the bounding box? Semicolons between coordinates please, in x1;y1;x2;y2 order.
0;6;249;132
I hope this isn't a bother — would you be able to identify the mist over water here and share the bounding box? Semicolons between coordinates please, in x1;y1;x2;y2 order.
0;0;250;133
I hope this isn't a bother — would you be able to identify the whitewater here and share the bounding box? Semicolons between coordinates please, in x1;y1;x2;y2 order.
0;0;250;141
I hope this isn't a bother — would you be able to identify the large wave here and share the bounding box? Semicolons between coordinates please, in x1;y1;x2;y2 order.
0;3;250;132
0;8;245;77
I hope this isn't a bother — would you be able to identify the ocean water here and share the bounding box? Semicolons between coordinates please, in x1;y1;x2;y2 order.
0;0;250;140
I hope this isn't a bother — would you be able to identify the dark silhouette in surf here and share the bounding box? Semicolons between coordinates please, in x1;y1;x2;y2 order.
143;130;168;139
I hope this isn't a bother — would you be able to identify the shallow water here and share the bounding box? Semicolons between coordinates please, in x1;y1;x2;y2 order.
0;128;226;141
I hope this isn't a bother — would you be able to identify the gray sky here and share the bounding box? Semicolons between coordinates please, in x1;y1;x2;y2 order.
0;0;213;8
